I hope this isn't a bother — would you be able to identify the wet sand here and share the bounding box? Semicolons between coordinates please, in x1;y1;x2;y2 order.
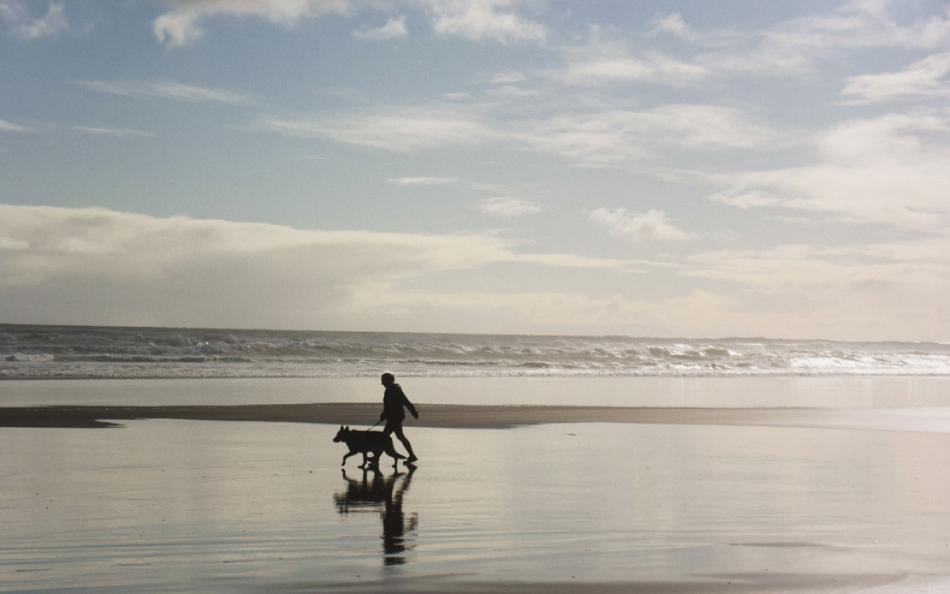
4;401;950;435
4;419;950;593
5;377;950;592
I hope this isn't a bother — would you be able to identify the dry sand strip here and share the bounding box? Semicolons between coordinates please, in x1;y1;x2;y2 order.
0;402;890;431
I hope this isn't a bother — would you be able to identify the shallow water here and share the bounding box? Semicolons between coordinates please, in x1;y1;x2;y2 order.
3;419;950;592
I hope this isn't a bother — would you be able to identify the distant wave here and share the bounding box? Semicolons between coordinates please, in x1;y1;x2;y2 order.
2;324;950;379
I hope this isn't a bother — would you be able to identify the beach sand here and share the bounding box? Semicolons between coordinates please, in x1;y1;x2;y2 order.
3;378;950;592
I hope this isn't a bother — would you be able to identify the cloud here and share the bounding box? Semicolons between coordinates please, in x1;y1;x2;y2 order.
154;0;353;47
558;54;709;87
696;0;950;75
516;104;774;166
648;13;696;41
153;0;545;46
676;237;950;340
590;208;695;241
78;79;252;105
551;27;709;87
477;197;541;217
486;84;541;98
353;15;408;40
387;176;460;186
709;190;781;210
539;1;950;87
425;0;546;43
3;205;948;339
340;287;718;336
259;107;497;152
490;71;526;84
260;101;773;169
0;1;67;41
0;118;34;133
0;204;634;328
70;126;153;139
841;52;950;104
708;111;950;229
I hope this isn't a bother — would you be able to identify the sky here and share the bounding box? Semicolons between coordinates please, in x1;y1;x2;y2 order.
1;0;949;340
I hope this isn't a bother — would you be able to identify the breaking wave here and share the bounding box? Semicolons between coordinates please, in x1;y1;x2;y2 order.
2;324;950;379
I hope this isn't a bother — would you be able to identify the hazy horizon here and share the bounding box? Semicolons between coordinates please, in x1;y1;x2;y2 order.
3;1;950;341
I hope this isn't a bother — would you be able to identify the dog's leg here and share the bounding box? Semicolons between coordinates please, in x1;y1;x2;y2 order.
341;451;356;467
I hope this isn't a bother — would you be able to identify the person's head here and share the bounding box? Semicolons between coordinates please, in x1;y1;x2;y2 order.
381;372;395;386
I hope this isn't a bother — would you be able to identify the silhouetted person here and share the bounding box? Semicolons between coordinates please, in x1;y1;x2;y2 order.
379;372;418;463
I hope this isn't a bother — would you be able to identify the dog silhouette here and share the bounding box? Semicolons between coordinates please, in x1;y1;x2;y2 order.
333;425;405;469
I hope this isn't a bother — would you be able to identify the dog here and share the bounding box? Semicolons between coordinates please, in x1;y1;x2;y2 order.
333;425;405;469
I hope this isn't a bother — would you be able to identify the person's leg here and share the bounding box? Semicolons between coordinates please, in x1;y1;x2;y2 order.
392;424;417;461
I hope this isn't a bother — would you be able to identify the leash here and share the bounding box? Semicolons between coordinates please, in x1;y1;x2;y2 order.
365;419;383;432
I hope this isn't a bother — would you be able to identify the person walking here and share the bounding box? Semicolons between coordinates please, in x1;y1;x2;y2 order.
379;373;419;463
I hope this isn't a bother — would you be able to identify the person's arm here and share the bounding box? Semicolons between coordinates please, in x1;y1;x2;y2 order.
401;387;419;419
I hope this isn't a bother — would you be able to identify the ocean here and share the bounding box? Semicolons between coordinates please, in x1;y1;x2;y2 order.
2;323;949;380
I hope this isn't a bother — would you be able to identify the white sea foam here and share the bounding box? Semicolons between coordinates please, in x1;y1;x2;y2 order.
2;324;950;379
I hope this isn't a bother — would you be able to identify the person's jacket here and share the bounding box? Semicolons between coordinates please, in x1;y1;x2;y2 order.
381;383;417;422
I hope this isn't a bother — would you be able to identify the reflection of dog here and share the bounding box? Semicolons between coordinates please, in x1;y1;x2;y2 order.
334;467;418;565
333;425;405;469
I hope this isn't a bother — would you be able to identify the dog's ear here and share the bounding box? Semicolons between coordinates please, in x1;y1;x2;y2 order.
339;425;343;431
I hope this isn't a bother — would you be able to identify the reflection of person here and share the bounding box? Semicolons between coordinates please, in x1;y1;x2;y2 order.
379;373;419;463
335;467;418;565
382;466;417;564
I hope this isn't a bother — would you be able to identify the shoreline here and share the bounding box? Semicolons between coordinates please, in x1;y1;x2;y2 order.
0;402;918;431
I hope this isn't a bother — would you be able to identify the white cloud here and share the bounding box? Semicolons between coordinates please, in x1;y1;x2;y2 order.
153;0;546;46
590;208;695;241
559;54;709;87
648;13;696;41
709;190;781;210
339;285;832;338
552;27;709;87
0;235;28;250
260;101;773;168
3;203;949;339
486;84;541;98
477;197;541;217
0;1;67;41
0;118;34;133
708;111;950;229
841;52;950;104
353;15;408;40
697;0;950;76
516;105;773;166
154;0;353;47
260;107;497;152
0;204;635;328
425;0;546;43
677;237;950;340
490;71;526;84
387;176;460;186
70;126;153;139
78;79;251;105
